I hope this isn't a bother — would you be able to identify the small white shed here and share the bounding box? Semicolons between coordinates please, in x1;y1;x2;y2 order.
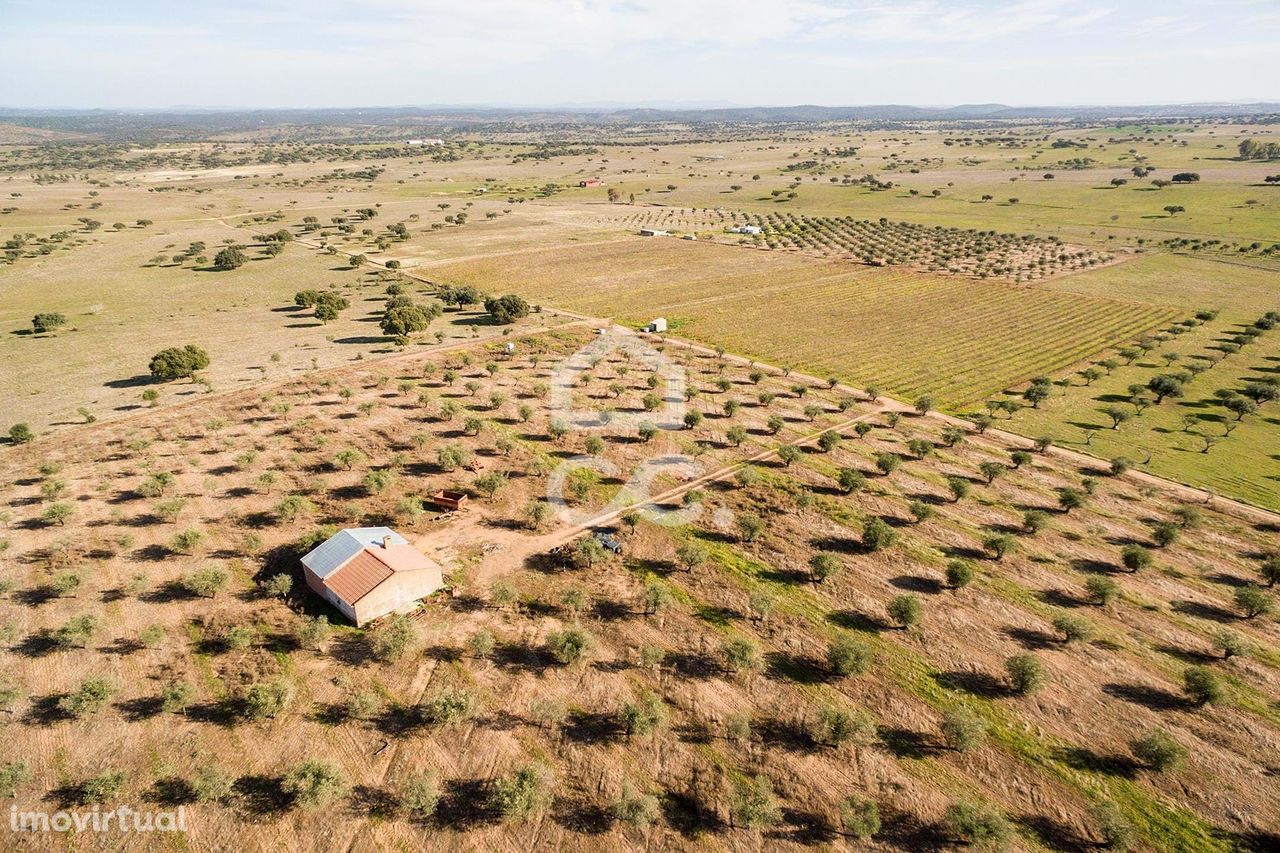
646;318;668;333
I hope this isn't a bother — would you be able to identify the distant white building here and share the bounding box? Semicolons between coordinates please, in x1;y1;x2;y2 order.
407;139;445;146
646;318;668;333
639;227;668;237
730;225;762;235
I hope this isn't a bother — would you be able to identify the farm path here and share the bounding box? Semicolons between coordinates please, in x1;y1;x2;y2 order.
448;406;897;586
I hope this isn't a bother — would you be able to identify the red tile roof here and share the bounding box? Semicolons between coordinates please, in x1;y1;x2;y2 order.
323;549;393;604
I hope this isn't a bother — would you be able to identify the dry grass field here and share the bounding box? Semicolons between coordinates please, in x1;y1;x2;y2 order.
0;327;1277;851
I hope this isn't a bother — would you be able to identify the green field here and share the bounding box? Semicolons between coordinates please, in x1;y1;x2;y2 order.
993;313;1280;510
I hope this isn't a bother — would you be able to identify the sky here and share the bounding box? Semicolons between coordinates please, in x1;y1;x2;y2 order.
1;0;1277;109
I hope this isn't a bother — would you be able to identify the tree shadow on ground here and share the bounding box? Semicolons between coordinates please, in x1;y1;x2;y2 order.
934;669;1007;698
1053;745;1139;778
1102;682;1190;711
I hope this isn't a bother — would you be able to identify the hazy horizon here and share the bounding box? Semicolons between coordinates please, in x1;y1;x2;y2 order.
3;98;1280;114
2;0;1277;111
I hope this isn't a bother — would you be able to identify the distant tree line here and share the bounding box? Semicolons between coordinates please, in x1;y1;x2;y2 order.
1238;139;1280;161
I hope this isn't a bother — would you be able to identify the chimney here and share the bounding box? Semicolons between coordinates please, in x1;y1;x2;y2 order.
381;535;392;549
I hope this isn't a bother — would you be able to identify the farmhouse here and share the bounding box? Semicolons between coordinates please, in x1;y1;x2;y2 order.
301;527;443;626
729;224;762;235
639;227;669;237
578;178;602;188
645;317;668;333
407;138;444;146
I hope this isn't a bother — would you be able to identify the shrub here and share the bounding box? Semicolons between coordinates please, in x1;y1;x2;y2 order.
619;689;667;737
863;517;897;551
1051;613;1095;643
736;512;764;542
909;500;935;523
1085;575;1119;606
1150;521;1180;547
809;551;842;583
484;294;530;324
57;678;114;717
418;685;479;727
346;690;382;721
160;681;194;714
610;786;660;827
940;707;988;752
79;771;127;804
983;534;1016;561
400;772;440;818
50;571;81;597
31;312;67;333
946;559;975;590
827;634;874;677
1120;544;1152;573
212;246;247;270
294;615;331;651
371;615;417;661
809;705;875;748
978;461;1005;484
262;574;293;599
136;471;175;498
489;764;554;822
149;345;210;381
729;774;782;829
886;594;920;628
282;760;347;810
721;638;762;674
170;527;204;554
1023;510;1050;534
276;495;316;522
943;801;1012;850
224;625;255;650
1131;727;1186;771
874;452;900;476
547;627;594;665
1183;666;1223;705
52;615;98;649
243;679;294;721
1058;488;1087;512
138;624;164;648
839;795;881;840
1258;553;1280;587
1092;801;1135;851
181;566;228;598
191;765;234;803
837;468;866;493
1211;628;1249;659
1234;586;1272;619
1005;654;1046;695
42;502;73;525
